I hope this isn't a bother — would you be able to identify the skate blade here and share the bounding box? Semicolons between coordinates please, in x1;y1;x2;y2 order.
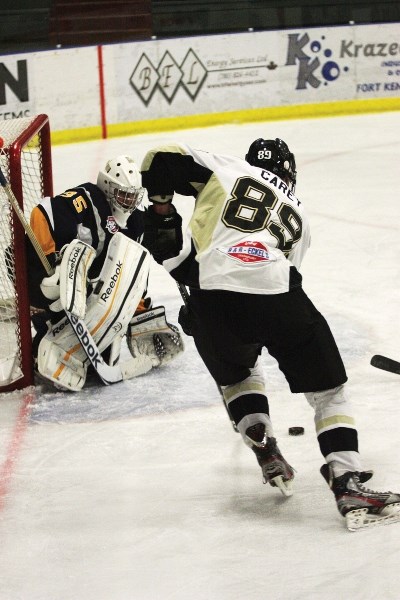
346;503;400;531
270;475;294;497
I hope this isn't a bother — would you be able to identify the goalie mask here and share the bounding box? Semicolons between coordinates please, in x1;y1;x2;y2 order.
97;155;145;228
245;138;297;192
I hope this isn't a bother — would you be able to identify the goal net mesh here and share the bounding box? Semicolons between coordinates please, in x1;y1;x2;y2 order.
0;115;52;392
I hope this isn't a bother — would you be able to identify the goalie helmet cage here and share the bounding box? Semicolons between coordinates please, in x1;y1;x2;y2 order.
0;115;53;393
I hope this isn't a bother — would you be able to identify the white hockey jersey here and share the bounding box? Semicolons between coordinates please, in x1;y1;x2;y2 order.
141;143;311;294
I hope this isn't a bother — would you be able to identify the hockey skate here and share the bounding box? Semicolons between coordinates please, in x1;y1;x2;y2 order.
246;424;294;497
321;463;400;531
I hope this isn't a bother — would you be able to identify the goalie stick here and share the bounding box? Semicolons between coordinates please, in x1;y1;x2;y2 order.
370;355;400;375
64;310;152;385
65;310;124;384
176;281;239;432
0;164;54;276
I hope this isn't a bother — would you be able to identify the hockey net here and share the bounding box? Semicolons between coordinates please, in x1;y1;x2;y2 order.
0;115;53;393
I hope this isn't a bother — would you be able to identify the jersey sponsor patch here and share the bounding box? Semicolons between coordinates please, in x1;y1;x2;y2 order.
105;216;120;234
218;240;273;264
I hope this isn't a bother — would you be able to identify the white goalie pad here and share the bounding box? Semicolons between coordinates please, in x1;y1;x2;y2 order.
38;332;87;391
37;233;151;391
128;306;184;367
59;239;96;319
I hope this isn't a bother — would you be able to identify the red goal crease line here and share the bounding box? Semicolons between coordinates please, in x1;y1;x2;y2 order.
0;389;34;511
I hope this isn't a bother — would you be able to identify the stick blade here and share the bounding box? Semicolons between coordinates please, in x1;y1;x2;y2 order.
370;355;400;375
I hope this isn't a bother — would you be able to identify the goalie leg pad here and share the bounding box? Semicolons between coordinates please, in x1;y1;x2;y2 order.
128;306;184;367
37;334;87;391
37;234;151;388
59;239;96;318
86;232;150;353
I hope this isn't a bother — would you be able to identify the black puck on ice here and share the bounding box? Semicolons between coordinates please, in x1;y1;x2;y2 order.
288;426;304;436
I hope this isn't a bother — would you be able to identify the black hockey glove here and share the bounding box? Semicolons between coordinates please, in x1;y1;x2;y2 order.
178;304;193;336
142;205;183;264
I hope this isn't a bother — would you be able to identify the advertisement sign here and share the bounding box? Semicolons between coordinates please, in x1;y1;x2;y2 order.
0;23;398;140
0;47;100;133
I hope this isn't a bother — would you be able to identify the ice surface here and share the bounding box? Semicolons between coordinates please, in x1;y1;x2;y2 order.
1;112;400;599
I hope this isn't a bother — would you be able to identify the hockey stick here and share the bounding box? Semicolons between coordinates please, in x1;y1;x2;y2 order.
176;281;238;432
370;355;400;375
177;281;190;305
0;164;53;276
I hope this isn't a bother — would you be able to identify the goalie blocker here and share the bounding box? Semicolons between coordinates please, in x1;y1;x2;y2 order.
37;233;184;391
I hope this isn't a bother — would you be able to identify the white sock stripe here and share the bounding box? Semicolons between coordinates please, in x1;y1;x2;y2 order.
315;414;356;435
224;382;265;404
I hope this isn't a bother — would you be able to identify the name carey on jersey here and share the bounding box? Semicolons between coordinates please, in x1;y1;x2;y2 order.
260;170;301;206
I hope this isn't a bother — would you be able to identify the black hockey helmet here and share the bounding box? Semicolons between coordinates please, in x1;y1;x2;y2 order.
245;138;297;191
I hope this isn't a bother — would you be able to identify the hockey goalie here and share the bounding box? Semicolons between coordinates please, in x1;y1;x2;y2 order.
25;155;184;391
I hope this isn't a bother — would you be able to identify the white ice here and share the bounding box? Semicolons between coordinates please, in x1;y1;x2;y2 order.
1;111;400;600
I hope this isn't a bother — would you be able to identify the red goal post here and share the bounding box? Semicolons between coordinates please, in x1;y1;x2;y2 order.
0;115;53;393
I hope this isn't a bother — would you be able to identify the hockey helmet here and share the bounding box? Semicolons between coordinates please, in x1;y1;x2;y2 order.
97;155;144;227
245;138;297;191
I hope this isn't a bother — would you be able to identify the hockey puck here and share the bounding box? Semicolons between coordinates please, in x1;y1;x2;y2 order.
288;426;304;436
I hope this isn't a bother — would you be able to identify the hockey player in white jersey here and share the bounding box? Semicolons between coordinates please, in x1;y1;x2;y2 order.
139;138;400;530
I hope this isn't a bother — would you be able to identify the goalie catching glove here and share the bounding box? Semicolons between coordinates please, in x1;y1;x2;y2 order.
128;306;184;367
